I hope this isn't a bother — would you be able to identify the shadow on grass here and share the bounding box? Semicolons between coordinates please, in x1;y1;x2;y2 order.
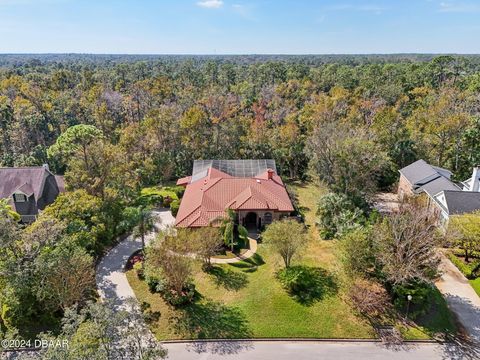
229;253;265;273
206;266;249;291
173;299;251;339
277;265;338;306
140;301;161;324
412;287;457;336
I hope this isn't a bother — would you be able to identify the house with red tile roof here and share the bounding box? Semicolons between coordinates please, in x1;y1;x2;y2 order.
175;160;294;229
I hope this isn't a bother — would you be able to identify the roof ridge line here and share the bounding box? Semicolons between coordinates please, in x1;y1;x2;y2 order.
252;181;291;209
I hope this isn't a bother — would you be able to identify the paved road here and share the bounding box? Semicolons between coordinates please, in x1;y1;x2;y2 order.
95;209;175;309
436;256;480;343
164;341;455;360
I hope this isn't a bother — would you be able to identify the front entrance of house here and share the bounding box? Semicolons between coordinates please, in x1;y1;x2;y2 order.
245;212;258;230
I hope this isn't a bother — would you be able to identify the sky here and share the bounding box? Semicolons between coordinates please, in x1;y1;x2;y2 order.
1;0;480;54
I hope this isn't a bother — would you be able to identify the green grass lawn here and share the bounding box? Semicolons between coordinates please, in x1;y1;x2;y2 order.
398;286;457;340
127;242;373;339
127;182;456;340
469;278;480;298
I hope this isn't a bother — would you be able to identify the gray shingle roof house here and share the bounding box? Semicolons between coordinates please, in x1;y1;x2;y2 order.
398;159;480;223
0;164;65;222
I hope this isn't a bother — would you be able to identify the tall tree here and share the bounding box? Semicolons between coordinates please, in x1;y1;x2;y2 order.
447;211;480;263
373;200;441;285
262;219;307;268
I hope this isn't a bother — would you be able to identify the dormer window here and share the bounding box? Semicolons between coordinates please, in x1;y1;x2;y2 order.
13;193;27;202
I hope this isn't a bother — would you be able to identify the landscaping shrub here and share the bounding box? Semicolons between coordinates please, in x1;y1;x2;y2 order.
170;200;180;216
160;283;196;307
148;272;196;307
137;191;164;208
316;192;364;239
447;253;480;279
172;186;185;199
452;248;480;259
146;276;161;293
139;186;182;208
339;227;376;277
349;278;392;320
133;261;144;279
391;281;434;319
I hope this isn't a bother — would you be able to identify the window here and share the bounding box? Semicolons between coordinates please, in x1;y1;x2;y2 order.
264;212;273;224
13;193;27;202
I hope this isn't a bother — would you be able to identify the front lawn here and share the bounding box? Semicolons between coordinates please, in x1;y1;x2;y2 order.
127;182;456;340
470;278;480;298
127;242;373;339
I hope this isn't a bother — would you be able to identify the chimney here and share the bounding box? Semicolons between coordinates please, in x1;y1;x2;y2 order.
267;169;274;180
471;166;480;192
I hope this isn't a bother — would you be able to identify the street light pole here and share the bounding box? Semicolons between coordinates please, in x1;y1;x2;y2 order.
405;294;412;322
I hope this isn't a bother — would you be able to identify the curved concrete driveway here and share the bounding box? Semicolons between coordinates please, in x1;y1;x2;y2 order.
96;209;175;309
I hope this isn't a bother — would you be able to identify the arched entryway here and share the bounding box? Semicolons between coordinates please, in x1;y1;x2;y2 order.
245;212;258;230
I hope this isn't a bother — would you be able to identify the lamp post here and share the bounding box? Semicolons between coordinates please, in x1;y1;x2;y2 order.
405;294;412;322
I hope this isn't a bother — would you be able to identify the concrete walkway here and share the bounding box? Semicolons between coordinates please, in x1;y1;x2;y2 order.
95;209;175;309
436;256;480;343
211;237;258;264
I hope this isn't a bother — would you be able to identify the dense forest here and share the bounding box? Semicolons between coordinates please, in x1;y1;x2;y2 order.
1;54;480;344
2;54;480;186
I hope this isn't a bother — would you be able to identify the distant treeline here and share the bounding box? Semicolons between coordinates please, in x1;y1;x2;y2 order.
2;53;480;67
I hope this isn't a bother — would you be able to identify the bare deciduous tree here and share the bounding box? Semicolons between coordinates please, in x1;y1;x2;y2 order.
348;278;392;320
373;199;441;285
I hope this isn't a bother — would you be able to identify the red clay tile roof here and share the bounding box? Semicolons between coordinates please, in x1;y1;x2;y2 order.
175;167;294;227
176;176;191;186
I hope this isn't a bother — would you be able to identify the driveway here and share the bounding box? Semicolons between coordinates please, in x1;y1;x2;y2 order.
436;256;480;343
164;341;451;360
95;209;175;309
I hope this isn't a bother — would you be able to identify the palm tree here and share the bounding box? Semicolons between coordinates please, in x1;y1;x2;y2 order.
221;209;237;252
0;199;21;221
133;206;156;250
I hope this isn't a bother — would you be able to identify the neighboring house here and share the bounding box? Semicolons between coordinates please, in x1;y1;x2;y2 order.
175;159;294;229
0;164;65;222
398;159;480;224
